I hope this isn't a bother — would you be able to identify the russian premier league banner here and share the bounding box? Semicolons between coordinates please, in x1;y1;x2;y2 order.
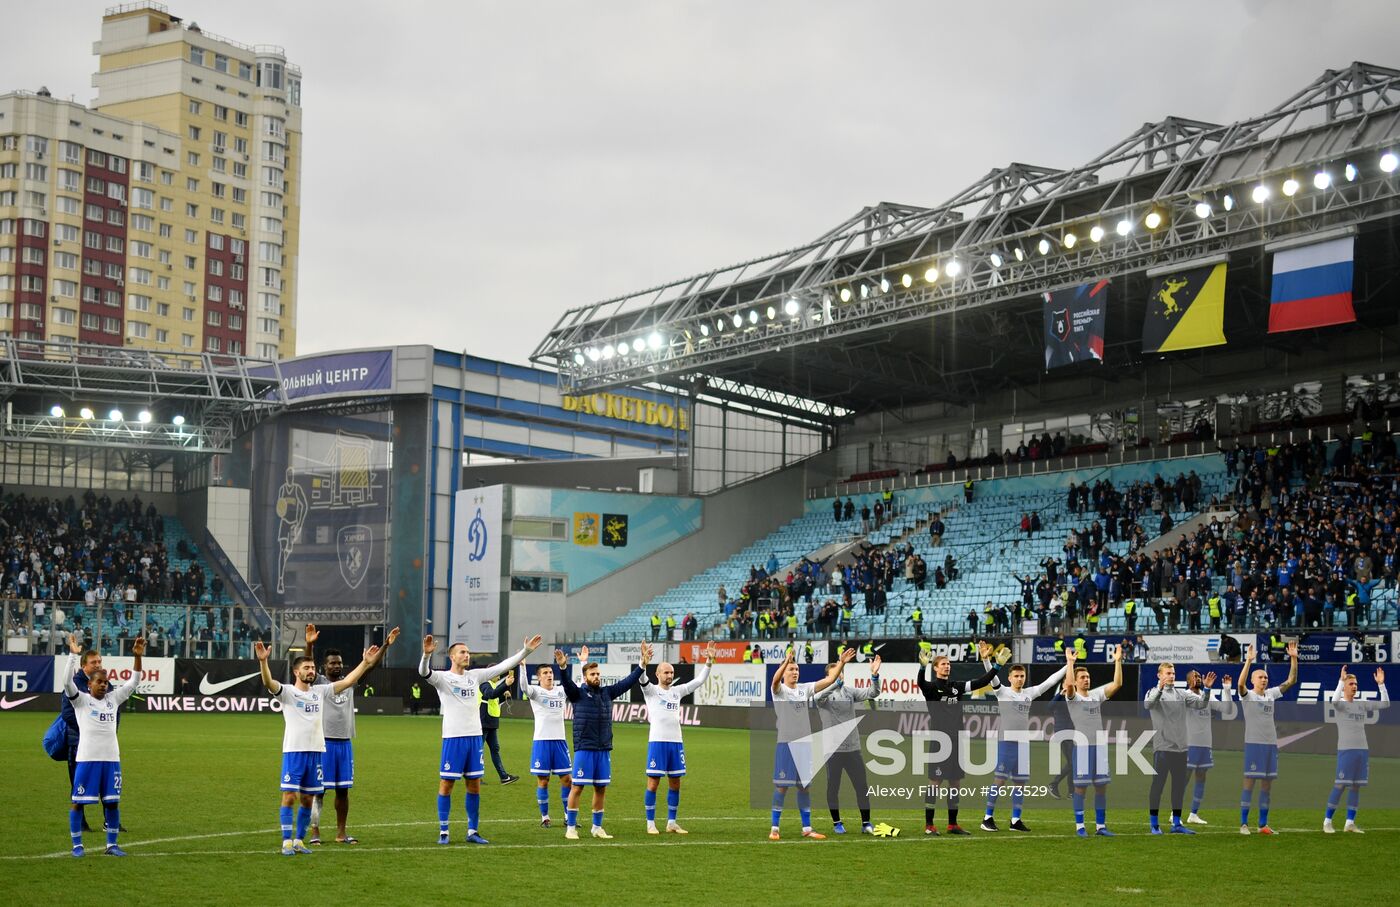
1143;262;1228;353
1043;280;1108;369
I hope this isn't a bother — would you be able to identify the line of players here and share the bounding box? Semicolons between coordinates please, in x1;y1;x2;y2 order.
59;626;1390;855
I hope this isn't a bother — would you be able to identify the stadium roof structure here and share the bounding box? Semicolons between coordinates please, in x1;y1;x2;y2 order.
533;62;1400;423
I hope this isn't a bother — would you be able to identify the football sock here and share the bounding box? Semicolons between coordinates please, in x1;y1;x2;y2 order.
1011;788;1025;821
1347;786;1359;821
465;793;480;833
667;788;679;821
797;789;811;829
1326;785;1342;820
1259;790;1270;827
1191;780;1205;814
103;806;119;846
537;787;550;817
1072;791;1085;826
566;808;578;828
771;789;785;828
592;810;604;829
280;805;294;842
1239;788;1252;826
1094;789;1106;826
437;794;451;834
69;809;83;846
644;788;657;822
295;806;311;841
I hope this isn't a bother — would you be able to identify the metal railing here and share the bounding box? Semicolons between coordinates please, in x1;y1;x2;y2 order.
1;597;276;659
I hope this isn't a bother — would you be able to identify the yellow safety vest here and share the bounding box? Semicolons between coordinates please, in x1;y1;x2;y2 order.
485;697;502;719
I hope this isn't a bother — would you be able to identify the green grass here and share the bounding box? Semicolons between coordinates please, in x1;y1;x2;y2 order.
1;712;1393;903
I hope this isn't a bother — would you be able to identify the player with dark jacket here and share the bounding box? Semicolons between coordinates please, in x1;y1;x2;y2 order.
554;643;648;839
917;641;998;835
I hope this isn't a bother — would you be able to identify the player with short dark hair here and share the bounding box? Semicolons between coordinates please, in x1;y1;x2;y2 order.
1184;669;1235;824
982;660;1066;832
62;632;144;857
813;652;882;835
255;639;382;855
419;634;541;845
640;641;714;835
1062;644;1124;837
917;641;998;835
1323;664;1388;833
519;660;571;827
554;643;648;839
769;647;852;840
303;623;400;845
1144;662;1211;834
1237;641;1298;835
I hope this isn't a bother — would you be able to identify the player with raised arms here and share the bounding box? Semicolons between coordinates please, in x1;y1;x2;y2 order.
639;640;715;834
419;633;541;845
768;646;854;841
62;632;145;857
254;637;382;855
1324;664;1388;833
519;658;572;827
981;659;1066;832
1143;663;1212;834
917;640;998;835
303;622;400;845
1237;641;1298;835
1184;669;1235;824
1062;644;1124;837
554;643;648;839
812;652;883;835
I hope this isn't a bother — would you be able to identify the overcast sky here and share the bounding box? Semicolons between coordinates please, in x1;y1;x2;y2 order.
10;1;1400;366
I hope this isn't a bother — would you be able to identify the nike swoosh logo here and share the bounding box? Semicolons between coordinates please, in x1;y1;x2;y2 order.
198;672;262;695
0;695;39;709
1277;726;1324;749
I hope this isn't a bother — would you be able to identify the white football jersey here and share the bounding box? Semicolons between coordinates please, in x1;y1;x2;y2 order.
64;654;140;763
275;682;333;753
641;663;711;743
520;663;567;741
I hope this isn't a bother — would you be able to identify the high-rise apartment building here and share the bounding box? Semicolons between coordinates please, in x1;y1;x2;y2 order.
0;2;300;360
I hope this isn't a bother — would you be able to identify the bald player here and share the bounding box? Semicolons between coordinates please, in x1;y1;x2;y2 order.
639;641;715;834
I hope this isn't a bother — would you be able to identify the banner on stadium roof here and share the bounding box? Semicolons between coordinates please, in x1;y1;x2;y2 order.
1043;279;1108;369
694;664;767;706
253;348;395;403
1142;262;1227;353
1267;235;1355;333
450;485;504;652
50;655;175;695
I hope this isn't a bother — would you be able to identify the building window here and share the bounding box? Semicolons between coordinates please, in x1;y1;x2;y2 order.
190;47;204;66
102;317;120;334
128;321;148;339
86;149;106;168
55;223;80;242
207;288;223;307
206;335;221;352
53;279;78;298
188;126;201;141
128;294;151;312
209;233;224;251
208;259;224;277
56;196;81;216
81;312;100;330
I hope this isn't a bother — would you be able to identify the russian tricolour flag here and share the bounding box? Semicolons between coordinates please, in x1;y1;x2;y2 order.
1267;236;1356;333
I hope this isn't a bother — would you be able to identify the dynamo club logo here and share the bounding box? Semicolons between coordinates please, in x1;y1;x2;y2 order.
467;507;489;562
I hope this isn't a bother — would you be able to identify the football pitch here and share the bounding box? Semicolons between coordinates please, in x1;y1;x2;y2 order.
1;712;1393;904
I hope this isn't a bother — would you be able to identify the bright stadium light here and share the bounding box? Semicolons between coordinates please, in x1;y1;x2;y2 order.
989;253;1003;269
900;273;913;288
945;260;962;277
1381;152;1398;173
1144;210;1163;230
138;410;153;424
618;342;630;356
879;277;890;294
1062;232;1077;249
1313;170;1331;190
1038;238;1051;255
1282;178;1300;197
573;352;585;365
923;266;939;283
49;405;64;418
1223;194;1235;211
699;323;709;337
632;337;646;352
1345;162;1358;182
1013;247;1024;262
784;297;800;316
647;332;663;350
748;310;759;325
108;409;123;422
80;407;94;420
1194;201;1212;219
1115;219;1132;236
602;345;614;359
860;283;869;299
172;414;186;426
839;287;852;303
732;312;743;327
765;305;776;320
1089;225;1105;243
1252;183;1270;204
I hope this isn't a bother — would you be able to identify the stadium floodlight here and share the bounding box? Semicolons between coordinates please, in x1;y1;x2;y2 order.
945;260;962;277
859;283;869;299
632;337;646;352
732;312;743;327
1037;238;1051;255
878;277;890;294
573;352;585;365
1381;152;1398;173
588;347;602;361
1144;210;1163;229
989;253;1003;268
1252;183;1270;204
1013;247;1025;262
618;342;630;356
1062;232;1077;249
923;266;939;283
1313;170;1331;190
108;409;123;422
601;345;614;359
839;286;852;303
765;305;775;320
80;407;94;420
647;332;663;350
1345;162;1358;182
138;410;153;424
49;405;64;418
172;414;186;426
1281;178;1300;197
784;297;800;316
748;310;759;324
699;323;709;337
1089;225;1105;243
1194;201;1212;219
900;273;913;288
1223;194;1235;211
1115;219;1132;236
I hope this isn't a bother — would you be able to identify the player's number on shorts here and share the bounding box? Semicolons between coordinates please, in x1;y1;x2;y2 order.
113;774;122;792
317;765;324;781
